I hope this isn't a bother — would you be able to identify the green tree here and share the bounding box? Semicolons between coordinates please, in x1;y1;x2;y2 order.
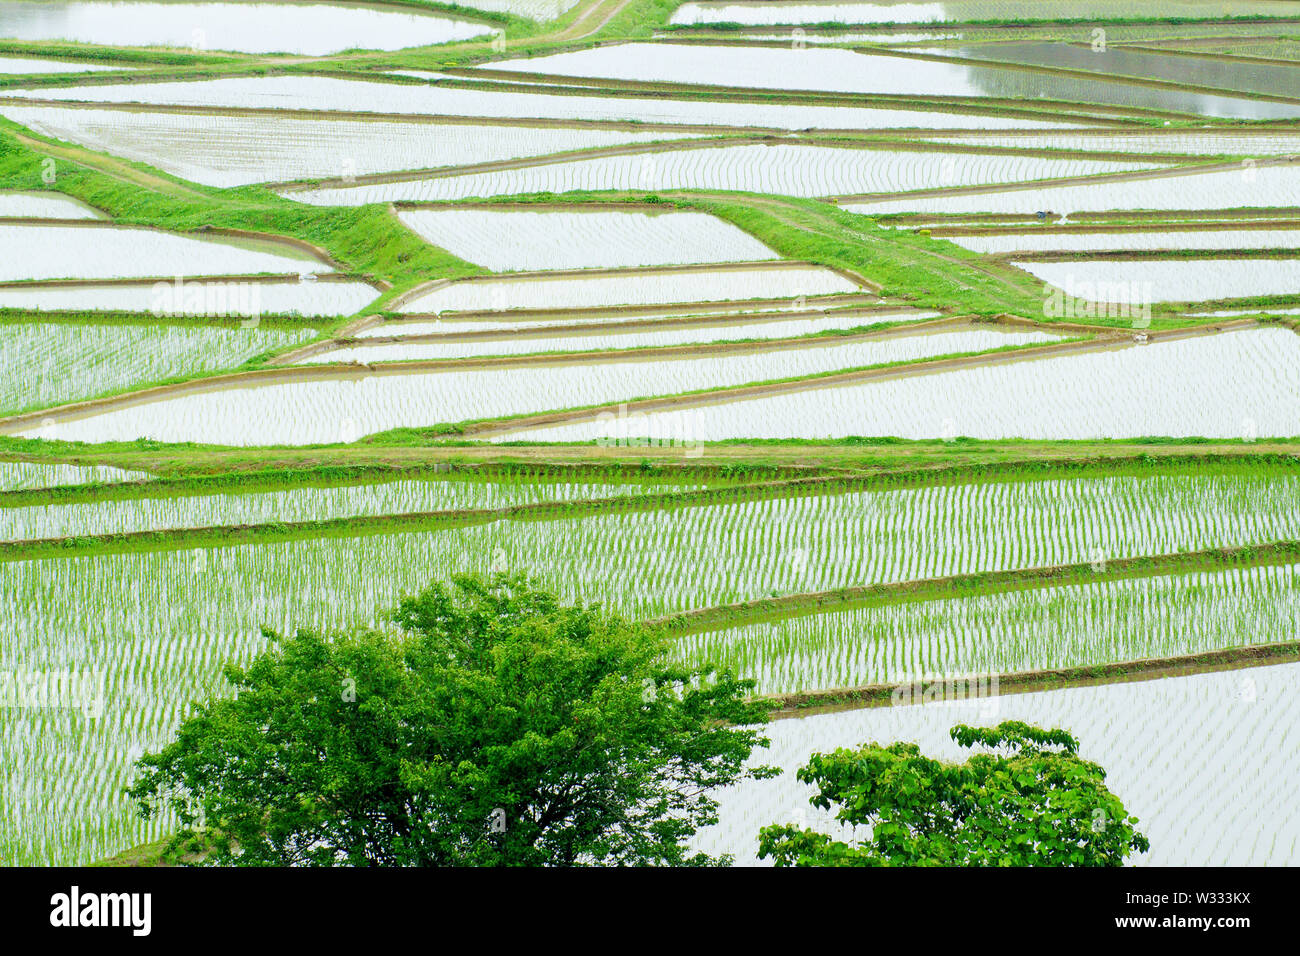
758;721;1149;867
128;574;775;866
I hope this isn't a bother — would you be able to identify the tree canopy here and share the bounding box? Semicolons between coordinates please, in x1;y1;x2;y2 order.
758;720;1149;867
128;573;775;866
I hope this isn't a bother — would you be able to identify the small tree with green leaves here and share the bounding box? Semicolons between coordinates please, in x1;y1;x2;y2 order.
128;573;776;866
759;721;1149;867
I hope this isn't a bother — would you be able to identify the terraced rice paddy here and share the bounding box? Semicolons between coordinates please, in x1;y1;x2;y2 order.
353;303;932;336
0;190;103;219
290;144;1158;205
933;41;1300;102
0;460;151;491
668;0;1300;25
395;207;778;271
0;74;1076;130
0;0;497;54
698;664;1300;866
483;42;1300;118
0;106;705;189
10;472;1296;615
677;563;1300;696
296;311;941;362
13;326;1062;445
500;328;1300;442
0;55;131;74
1021;259;1300;304
0;223;328;281
0;320;317;414
923;130;1300;156
396;264;861;313
0;474;709;542
846;163;1300;215
0;277;379;317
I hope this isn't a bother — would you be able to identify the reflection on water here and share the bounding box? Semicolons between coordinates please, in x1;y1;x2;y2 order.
947;41;1300;104
946;54;1300;120
0;0;496;55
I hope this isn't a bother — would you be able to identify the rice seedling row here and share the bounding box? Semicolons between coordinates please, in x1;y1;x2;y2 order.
289;142;1159;206
677;562;1300;696
0;475;709;543
0;461;151;492
0;105;706;190
0;320;317;415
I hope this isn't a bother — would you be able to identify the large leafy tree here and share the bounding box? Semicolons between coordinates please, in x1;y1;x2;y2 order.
129;574;775;866
759;721;1149;867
